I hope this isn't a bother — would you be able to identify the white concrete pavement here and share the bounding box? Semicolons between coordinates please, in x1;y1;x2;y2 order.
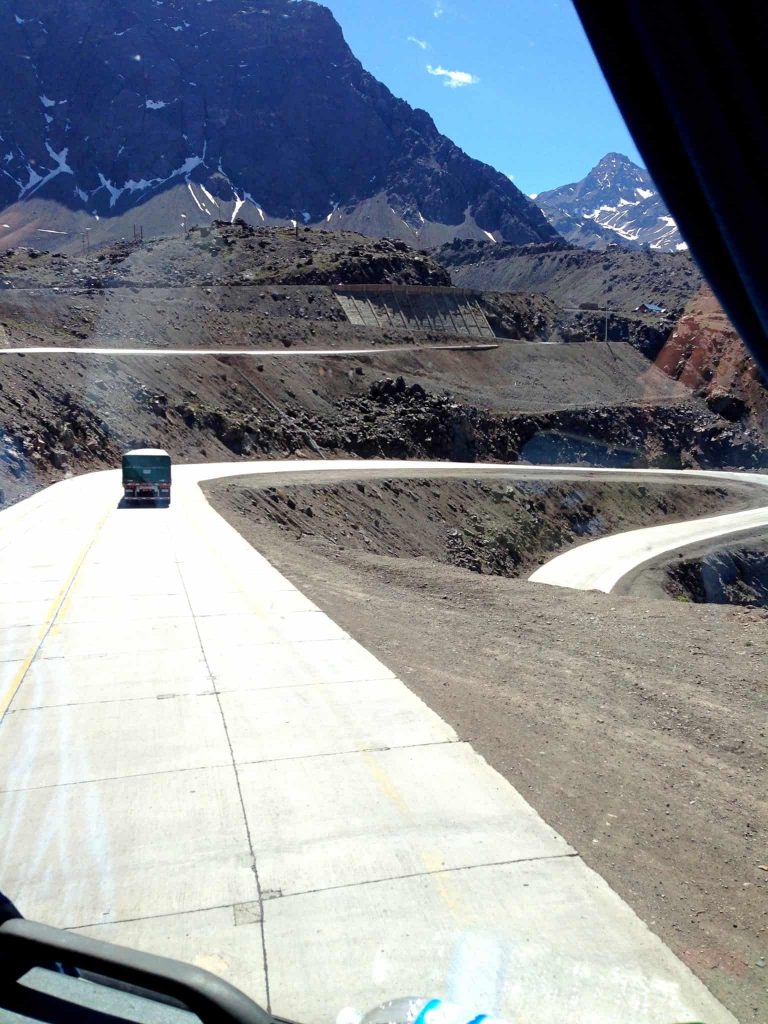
528;468;768;592
0;459;754;1024
0;343;497;357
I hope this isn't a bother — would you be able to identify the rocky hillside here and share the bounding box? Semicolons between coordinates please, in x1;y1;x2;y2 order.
663;540;768;607
534;153;685;252
435;239;702;313
0;223;451;291
0;222;684;360
0;0;557;251
3;223;765;511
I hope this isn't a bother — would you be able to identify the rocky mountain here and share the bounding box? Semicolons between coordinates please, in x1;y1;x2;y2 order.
0;0;558;251
534;153;686;252
435;239;701;313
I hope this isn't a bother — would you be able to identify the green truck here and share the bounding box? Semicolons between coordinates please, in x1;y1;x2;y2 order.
121;449;172;506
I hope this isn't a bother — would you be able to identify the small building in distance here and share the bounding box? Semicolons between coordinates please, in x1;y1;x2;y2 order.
634;301;667;314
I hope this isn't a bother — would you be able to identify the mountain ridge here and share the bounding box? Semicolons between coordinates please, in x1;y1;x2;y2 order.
535;153;686;252
0;0;558;250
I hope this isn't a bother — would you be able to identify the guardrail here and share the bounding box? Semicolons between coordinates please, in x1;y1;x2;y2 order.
0;914;285;1024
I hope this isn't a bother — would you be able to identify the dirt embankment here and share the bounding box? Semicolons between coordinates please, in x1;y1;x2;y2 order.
621;530;768;610
215;474;753;580
666;546;768;607
0;224;693;362
204;475;768;1024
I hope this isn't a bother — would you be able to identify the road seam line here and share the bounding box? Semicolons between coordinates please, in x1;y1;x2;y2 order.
64;852;580;931
0;739;463;794
174;527;272;1013
0;761;234;794
259;852;581;903
7;673;396;711
66;900;260;933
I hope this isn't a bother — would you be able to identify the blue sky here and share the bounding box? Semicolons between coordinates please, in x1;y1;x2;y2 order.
314;0;644;196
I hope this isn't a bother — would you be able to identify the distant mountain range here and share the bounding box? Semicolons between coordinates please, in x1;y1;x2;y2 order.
534;153;686;252
0;0;557;251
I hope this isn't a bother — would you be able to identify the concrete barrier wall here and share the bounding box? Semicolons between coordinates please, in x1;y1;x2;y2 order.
334;287;495;339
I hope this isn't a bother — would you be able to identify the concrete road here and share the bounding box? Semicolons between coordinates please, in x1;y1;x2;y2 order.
0;342;498;357
528;468;768;592
0;459;751;1024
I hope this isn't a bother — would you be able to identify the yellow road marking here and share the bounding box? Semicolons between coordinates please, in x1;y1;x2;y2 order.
0;503;112;721
48;521;108;636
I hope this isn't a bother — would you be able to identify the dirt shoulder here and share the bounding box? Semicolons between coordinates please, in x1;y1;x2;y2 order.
204;473;768;1024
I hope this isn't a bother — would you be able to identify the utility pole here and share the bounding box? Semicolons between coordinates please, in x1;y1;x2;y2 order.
604;299;617;360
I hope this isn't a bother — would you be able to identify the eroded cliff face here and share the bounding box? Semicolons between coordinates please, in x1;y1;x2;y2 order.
655;283;768;431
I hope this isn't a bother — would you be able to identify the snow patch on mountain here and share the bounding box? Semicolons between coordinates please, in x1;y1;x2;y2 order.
20;144;73;198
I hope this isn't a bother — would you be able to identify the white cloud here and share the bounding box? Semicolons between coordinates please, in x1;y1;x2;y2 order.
408;36;429;50
433;0;444;17
426;64;480;88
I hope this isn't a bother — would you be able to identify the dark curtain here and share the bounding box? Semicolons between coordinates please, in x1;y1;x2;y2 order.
572;1;768;377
